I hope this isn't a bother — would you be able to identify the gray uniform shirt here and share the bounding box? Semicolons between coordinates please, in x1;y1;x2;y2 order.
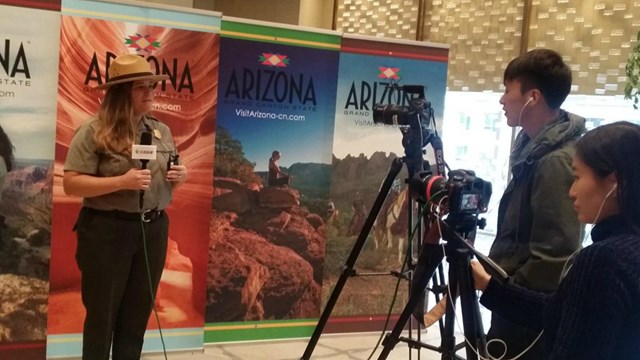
64;115;176;212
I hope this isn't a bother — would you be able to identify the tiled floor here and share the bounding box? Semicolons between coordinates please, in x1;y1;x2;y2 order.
137;233;497;360
58;234;494;360
141;330;469;360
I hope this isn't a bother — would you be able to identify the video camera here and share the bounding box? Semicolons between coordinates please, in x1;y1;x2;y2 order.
372;84;434;142
409;169;492;233
372;84;436;177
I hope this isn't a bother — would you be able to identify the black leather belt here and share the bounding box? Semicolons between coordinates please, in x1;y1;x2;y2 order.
84;207;165;223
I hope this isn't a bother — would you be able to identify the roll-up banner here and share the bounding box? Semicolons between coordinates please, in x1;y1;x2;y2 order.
0;1;60;359
325;34;449;332
206;17;340;343
47;0;219;357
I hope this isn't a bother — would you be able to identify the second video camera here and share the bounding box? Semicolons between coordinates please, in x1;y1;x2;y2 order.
409;169;492;218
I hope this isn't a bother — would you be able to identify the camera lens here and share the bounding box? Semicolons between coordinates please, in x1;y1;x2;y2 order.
409;173;447;204
373;104;410;125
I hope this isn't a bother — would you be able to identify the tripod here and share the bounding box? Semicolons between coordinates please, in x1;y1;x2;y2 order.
380;220;489;360
300;156;508;359
301;86;507;359
301;156;413;360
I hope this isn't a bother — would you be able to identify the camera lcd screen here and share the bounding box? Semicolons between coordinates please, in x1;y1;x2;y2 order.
460;193;480;211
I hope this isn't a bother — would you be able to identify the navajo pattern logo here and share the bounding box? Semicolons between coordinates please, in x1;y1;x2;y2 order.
378;66;401;80
125;34;161;53
259;53;289;67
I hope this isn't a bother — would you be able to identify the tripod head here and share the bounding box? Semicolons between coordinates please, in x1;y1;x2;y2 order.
371;83;439;178
438;218;509;282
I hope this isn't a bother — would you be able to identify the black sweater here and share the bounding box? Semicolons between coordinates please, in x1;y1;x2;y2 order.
480;215;640;360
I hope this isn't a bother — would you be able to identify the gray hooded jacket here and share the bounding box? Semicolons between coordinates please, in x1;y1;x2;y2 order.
489;110;586;293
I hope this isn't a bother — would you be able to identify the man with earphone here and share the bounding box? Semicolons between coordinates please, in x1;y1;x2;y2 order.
484;49;587;360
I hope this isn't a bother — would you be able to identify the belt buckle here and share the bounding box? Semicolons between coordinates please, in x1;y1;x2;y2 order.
142;209;152;223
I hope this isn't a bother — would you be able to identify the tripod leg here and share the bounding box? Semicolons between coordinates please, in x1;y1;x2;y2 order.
441;257;459;360
455;249;487;360
434;263;447;333
301;158;404;360
377;245;444;360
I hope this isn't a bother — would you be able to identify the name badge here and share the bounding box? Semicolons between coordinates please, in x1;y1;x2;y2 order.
153;129;162;139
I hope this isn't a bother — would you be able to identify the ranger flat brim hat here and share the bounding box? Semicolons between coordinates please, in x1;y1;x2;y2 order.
94;53;169;90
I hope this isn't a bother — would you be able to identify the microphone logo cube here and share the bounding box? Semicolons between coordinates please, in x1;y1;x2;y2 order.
132;144;157;160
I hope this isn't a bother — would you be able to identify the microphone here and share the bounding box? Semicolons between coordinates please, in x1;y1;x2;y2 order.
132;131;155;210
139;132;153;169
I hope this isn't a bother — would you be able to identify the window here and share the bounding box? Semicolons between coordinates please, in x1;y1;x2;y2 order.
443;92;640;249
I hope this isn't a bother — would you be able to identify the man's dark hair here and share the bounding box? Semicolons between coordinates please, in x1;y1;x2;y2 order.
575;121;640;234
0;125;14;172
503;49;572;109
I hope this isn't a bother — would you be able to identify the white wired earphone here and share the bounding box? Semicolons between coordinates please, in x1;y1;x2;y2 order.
517;97;534;127
489;182;621;360
560;182;618;281
426;153;620;360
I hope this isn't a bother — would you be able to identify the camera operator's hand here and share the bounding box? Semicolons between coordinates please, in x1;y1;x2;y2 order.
437;202;449;216
423;219;443;245
470;260;491;291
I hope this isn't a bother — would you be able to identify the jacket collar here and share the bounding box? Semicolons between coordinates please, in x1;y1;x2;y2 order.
510;110;586;178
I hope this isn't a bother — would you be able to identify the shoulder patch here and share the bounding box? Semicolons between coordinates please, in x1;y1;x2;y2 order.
145;115;160;123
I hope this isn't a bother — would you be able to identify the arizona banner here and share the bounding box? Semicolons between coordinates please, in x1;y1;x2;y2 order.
0;2;60;360
47;0;219;357
206;18;340;342
325;34;449;331
0;0;59;10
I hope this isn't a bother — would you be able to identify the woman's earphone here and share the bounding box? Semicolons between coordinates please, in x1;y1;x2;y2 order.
593;183;618;225
561;182;619;282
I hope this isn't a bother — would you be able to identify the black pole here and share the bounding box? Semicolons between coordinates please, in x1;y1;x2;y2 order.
454;248;481;360
406;177;417;360
300;157;405;360
378;244;445;359
441;251;459;360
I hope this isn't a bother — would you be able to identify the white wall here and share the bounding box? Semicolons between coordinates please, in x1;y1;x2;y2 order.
144;0;194;8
